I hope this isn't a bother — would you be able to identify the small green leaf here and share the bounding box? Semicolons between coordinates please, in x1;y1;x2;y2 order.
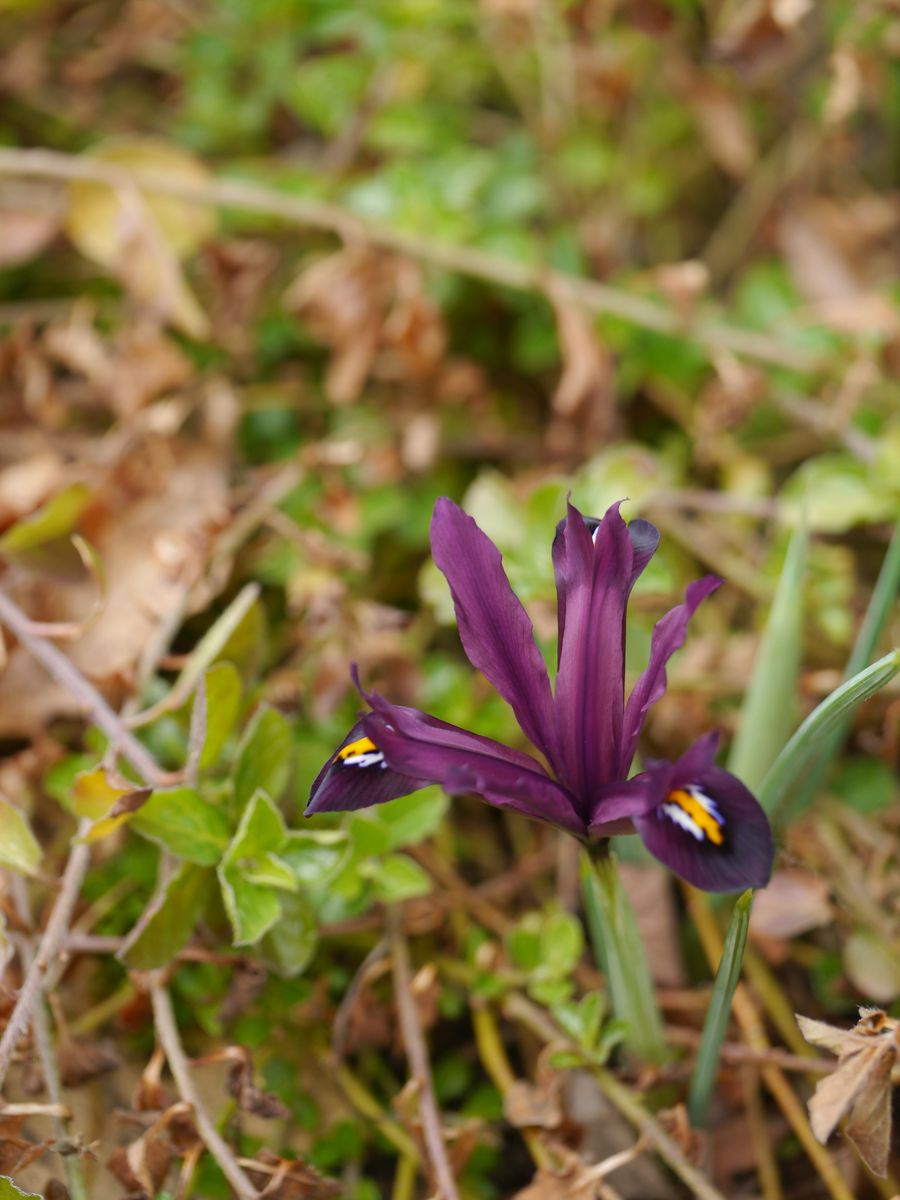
130;787;231;865
687;890;753;1127
197;662;243;770
373;786;448;849
365;853;432;903
260;889;319;978
0;1176;41;1198
539;911;583;976
120;864;215;970
348;810;394;857
241;851;298;892
0;798;41;876
0;484;90;553
233;706;293;807
505;917;542;972
218;790;289;945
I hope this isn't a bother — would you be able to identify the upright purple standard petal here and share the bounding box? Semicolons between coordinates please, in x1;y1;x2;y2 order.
553;501;635;803
431;498;559;770
619;575;722;775
632;736;775;893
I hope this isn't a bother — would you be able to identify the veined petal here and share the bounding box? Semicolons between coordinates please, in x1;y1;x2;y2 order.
620;575;722;774
553;500;635;802
430;498;559;768
632;738;775;893
360;708;585;835
306;722;429;815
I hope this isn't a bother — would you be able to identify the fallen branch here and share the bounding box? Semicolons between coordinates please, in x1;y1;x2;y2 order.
387;907;460;1200
0;145;820;373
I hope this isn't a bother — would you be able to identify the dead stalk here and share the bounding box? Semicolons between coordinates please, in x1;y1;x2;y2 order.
0;146;820;374
387;907;460;1200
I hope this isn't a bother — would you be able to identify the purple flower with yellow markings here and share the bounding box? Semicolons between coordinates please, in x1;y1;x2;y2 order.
306;498;774;893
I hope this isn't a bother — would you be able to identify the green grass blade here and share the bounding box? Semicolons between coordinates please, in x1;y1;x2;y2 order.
727;521;807;790
687;889;752;1127
759;650;900;817
787;517;900;817
580;850;667;1064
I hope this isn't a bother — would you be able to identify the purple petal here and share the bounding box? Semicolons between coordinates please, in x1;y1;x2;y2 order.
587;777;657;837
306;722;429;815
430;498;559;769
553;500;634;802
552;507;659;660
619;576;722;775
632;743;775;892
360;707;585;835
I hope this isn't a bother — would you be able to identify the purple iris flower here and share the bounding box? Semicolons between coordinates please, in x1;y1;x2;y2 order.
306;497;774;893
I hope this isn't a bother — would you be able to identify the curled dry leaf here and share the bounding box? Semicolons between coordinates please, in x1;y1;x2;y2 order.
243;1148;341;1199
797;1006;900;1177
549;289;614;419
65;137;216;337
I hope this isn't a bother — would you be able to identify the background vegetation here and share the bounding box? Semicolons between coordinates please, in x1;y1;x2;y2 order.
0;0;898;1197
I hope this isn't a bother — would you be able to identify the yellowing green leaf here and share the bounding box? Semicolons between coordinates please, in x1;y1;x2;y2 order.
0;797;40;876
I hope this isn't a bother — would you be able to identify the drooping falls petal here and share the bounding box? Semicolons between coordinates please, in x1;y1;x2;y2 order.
306;721;429;814
430;498;560;771
632;738;775;893
619;574;722;775
359;707;585;835
553;501;638;803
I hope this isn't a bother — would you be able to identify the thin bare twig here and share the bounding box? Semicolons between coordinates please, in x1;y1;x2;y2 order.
0;589;257;1197
0;145;821;373
150;979;259;1200
0;589;170;786
387;908;460;1200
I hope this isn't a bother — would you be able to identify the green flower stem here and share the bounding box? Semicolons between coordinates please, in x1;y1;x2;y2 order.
758;649;900;817
580;847;667;1063
687;889;753;1126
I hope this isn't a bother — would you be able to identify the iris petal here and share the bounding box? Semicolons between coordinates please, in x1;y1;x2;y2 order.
360;708;584;835
632;743;774;892
553;500;634;803
430;498;560;771
306;722;428;814
620;575;722;775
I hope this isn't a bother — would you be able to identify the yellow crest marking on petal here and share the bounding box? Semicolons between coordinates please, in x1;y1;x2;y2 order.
338;736;378;760
668;787;725;846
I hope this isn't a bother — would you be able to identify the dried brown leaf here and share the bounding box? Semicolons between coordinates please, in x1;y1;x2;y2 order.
550;292;614;418
243;1149;340;1199
750;869;832;940
57;1037;120;1087
797;1007;900;1176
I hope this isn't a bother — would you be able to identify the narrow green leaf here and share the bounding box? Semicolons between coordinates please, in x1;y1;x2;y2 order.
233;706;294;808
0;484;90;553
580;850;667;1063
728;521;807;790
120;864;214;970
759;650;900;816
687;889;753;1127
130;787;231;865
197;662;243;770
0;798;41;876
789;517;900;816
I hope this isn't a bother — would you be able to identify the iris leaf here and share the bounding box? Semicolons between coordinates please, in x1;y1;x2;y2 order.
785;517;900;818
687;889;753;1126
759;649;900;817
727;520;806;791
